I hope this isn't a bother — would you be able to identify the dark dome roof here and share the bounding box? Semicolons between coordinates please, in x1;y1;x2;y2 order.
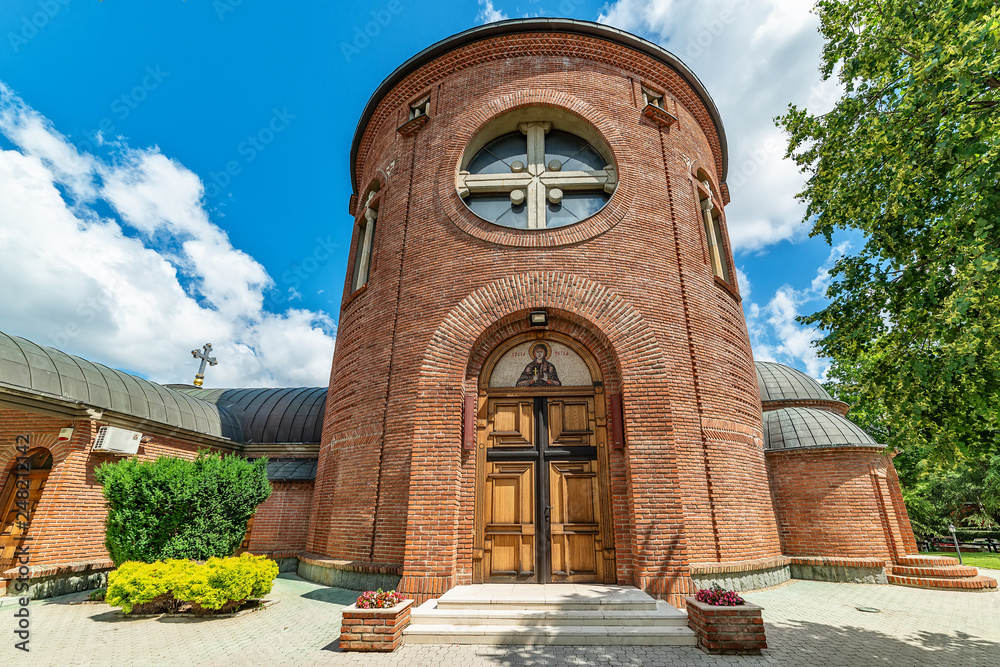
763;407;881;451
171;387;327;444
0;330;327;445
0;332;241;440
755;361;833;403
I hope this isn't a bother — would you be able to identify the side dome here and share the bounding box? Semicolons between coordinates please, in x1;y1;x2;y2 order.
755;361;832;402
763;407;881;451
0;331;242;440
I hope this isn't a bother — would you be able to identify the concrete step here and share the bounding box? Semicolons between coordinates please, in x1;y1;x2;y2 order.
890;564;980;579
897;554;961;568
887;574;998;591
410;600;688;627
434;584;657;611
404;585;697;646
404;623;699;646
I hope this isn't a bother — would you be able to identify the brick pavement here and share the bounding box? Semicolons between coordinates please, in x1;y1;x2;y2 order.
2;572;998;666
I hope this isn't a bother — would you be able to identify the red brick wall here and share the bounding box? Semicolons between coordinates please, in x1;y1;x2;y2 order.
0;407;223;567
246;480;313;553
311;29;783;604
766;447;917;563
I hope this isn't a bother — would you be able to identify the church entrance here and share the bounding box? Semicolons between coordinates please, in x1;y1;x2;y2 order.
473;334;615;584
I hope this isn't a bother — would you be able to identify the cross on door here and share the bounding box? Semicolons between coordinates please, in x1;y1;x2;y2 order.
457;122;617;229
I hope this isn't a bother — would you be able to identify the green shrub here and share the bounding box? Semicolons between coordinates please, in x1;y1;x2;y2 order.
95;451;270;564
106;554;279;614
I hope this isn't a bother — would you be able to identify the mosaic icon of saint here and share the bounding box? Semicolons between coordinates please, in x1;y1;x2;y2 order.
516;343;562;387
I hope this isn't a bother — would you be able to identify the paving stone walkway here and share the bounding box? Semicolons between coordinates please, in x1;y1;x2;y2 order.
2;570;998;666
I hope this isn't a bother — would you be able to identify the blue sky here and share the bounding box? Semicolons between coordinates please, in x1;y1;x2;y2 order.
0;0;852;386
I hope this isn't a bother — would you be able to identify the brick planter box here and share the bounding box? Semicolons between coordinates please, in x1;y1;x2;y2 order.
339;599;413;652
685;597;767;655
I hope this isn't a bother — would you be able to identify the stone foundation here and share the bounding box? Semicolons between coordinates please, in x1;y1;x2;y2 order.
339;599;413;651
789;556;888;584
297;554;402;592
689;556;791;592
3;560;113;600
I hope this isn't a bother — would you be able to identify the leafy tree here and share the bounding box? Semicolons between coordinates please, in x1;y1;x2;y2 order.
895;451;1000;536
95;451;271;565
778;0;1000;462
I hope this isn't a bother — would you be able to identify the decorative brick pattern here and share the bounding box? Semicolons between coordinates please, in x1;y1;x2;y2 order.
685;597;767;655
339;599;413;652
766;447;917;563
311;28;784;610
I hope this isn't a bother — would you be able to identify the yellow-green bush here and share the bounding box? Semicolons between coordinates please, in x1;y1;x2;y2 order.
106;554;279;614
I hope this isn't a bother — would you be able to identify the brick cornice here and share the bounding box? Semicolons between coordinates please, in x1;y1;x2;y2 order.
353;31;726;197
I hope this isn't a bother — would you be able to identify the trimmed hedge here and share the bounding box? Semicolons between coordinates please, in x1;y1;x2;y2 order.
106;554;279;615
95;451;270;564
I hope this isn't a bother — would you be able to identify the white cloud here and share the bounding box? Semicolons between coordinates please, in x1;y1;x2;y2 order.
598;0;840;252
477;0;508;24
0;82;335;388
741;244;848;380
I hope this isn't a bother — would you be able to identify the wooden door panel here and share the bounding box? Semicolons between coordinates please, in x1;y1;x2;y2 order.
483;461;535;580
548;398;595;448
0;470;48;572
488;399;534;448
549;461;602;582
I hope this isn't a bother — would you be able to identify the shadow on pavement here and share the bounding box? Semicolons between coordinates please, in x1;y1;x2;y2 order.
761;618;999;666
301;587;358;605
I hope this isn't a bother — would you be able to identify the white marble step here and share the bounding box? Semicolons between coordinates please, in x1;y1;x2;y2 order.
411;600;688;627
404;623;698;646
434;584;658;611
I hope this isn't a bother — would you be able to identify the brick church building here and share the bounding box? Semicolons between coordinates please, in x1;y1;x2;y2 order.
1;19;992;602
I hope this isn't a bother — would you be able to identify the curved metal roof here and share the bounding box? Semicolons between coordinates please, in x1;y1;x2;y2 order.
763;407;881;451
257;457;318;481
171;387;327;444
0;332;241;440
349;17;728;193
755;361;834;403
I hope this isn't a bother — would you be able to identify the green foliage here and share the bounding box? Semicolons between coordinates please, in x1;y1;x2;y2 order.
893;449;1000;536
95;451;270;564
105;554;279;614
778;0;1000;462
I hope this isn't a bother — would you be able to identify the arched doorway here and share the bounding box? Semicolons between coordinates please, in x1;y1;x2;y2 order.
0;447;53;573
472;332;615;584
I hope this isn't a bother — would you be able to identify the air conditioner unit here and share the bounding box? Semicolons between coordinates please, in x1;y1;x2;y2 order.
92;426;142;455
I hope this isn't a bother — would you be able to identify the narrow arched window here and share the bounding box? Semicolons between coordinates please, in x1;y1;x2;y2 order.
351;185;379;292
695;175;731;282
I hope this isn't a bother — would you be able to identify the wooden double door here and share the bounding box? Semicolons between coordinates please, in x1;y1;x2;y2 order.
474;391;615;583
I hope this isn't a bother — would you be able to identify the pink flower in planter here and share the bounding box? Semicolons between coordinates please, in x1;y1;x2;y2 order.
355;588;406;609
695;583;745;606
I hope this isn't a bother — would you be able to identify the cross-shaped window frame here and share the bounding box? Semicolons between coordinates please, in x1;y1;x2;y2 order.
456;121;618;230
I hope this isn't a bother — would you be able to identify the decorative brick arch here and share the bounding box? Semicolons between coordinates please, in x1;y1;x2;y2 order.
398;271;690;601
421;271;665;385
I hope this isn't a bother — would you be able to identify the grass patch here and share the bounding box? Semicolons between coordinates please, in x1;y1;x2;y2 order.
920;551;1000;570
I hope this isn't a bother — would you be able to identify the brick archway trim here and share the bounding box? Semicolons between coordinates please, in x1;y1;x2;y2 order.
398;271;686;601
